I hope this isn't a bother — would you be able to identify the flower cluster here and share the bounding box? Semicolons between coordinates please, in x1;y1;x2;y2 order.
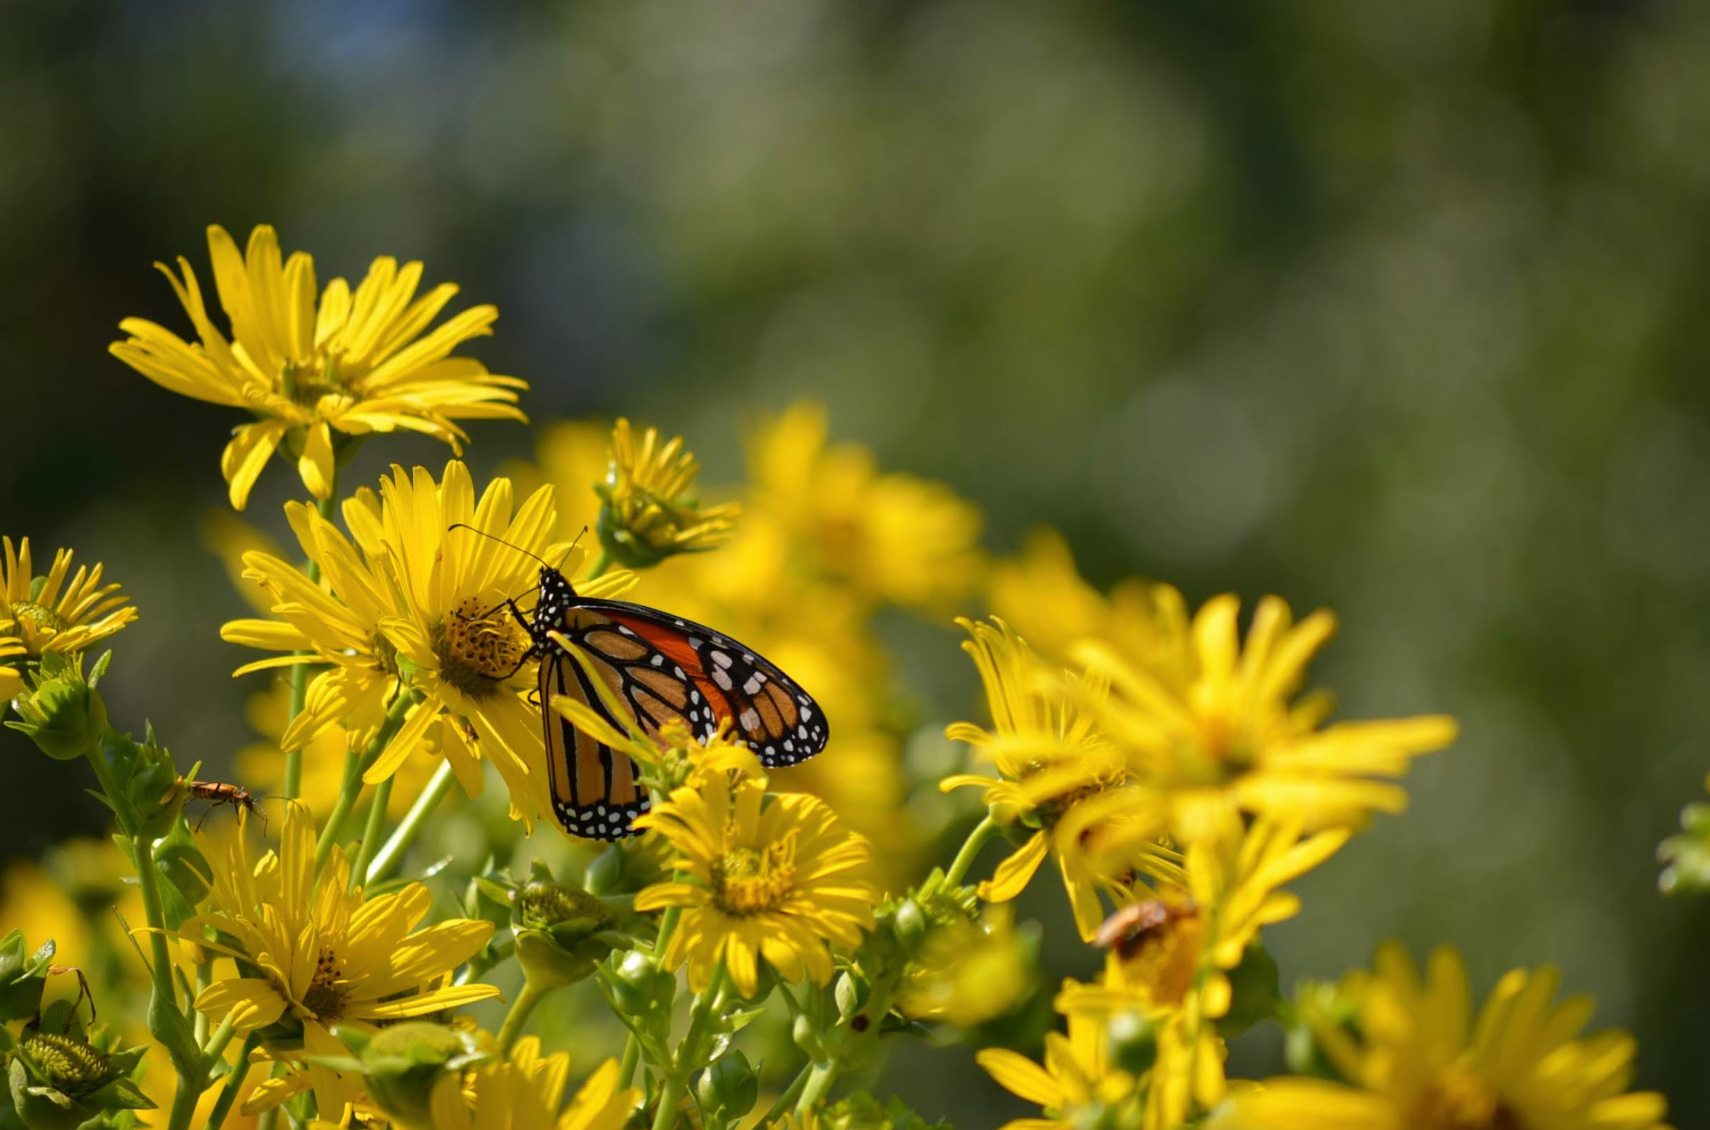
0;222;1672;1130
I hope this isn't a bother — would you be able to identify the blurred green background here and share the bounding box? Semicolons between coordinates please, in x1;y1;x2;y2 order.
7;0;1710;1122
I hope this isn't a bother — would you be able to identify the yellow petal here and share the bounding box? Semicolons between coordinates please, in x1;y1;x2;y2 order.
221;421;288;511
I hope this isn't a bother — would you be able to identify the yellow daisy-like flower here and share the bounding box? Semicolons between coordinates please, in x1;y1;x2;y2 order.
988;527;1180;669
634;772;879;998
1061;819;1347;1023
110;223;525;509
1071;592;1458;848
595;417;741;566
750;402;983;611
185;803;500;1116
429;1038;638;1130
976;1009;1143;1130
943;618;1181;940
0;537;138;659
1211;943;1671;1130
0;633;23;701
222;461;633;826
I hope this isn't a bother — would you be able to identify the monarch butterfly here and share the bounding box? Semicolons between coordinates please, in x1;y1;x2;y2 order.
475;535;830;842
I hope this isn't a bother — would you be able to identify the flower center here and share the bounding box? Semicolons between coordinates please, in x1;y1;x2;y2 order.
279;355;349;406
301;945;348;1020
1031;765;1130;832
710;834;797;916
10;599;63;644
22;1032;115;1097
432;599;529;698
1413;1066;1522;1130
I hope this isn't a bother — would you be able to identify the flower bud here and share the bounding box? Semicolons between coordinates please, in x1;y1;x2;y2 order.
791;1013;825;1060
7;1032;152;1130
892;898;927;949
0;931;53;1023
594;420;740;568
695;1050;758;1122
513;882;623;990
7;675;106;761
1106;1010;1158;1076
607;950;676;1019
350;1022;487;1130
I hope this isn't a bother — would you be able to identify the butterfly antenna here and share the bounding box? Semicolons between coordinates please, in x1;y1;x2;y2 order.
448;522;556;569
553;525;589;572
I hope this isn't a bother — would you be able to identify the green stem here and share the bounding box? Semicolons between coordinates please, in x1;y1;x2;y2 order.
794;1062;839;1116
496;979;553;1053
201;1012;238;1068
349;776;392;892
364;758;456;885
758;1062;814;1125
650;1077;685;1130
314;697;410;872
944;815;1000;888
654;967;727;1129
206;1034;257;1130
192;959;211;1045
167;1082;198;1130
283;498;334;799
618;1031;640;1088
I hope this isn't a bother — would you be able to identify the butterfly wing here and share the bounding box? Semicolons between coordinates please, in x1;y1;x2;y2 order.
564;598;830;769
538;632;651;841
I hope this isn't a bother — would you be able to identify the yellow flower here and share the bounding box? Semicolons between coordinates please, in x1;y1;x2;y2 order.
221;461;632;827
595;418;740;566
1211;943;1671;1130
943;618;1181;940
0;632;23;701
428;1038;638;1130
988;527;1180;667
185;803;500;1116
110;223;525;509
897;906;1030;1028
0;537;137;658
976;1009;1142;1130
634;773;879;998
1071;592;1458;847
1044;821;1347;1128
750;403;983;611
1060;820;1347;1023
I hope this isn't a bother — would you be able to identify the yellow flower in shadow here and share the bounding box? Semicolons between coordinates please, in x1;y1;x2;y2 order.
0;537;137;658
111;224;525;509
185;804;499;1116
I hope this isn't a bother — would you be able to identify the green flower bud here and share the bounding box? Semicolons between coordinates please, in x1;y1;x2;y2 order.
1106;1011;1158;1076
513;882;625;990
7;675;106;761
695;1050;758;1122
351;1022;487;1130
791;1013;826;1060
583;845;627;896
893;899;927;949
606;950;676;1019
0;932;54;1023
7;1031;152;1130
